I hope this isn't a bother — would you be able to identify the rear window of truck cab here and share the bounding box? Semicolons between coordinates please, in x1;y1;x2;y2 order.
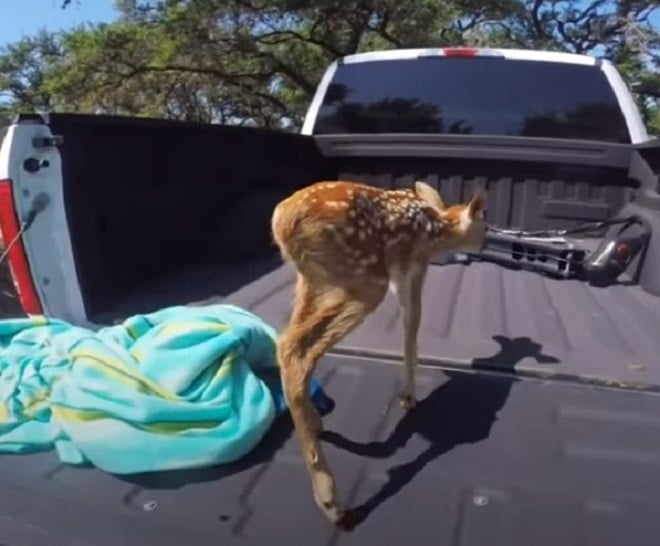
313;57;630;143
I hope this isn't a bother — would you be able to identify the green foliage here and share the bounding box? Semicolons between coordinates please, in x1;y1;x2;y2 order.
0;30;62;118
2;0;659;133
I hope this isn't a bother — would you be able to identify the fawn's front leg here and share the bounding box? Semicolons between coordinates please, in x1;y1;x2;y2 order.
391;262;427;410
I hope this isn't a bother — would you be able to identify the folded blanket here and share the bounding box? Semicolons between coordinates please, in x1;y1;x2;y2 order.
0;304;325;474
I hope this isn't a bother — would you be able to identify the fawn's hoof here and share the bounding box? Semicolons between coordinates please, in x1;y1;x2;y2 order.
320;500;345;525
313;471;342;524
398;393;417;410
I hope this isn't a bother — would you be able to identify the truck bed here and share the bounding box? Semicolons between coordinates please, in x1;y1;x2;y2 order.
3;352;660;546
4;257;642;545
95;256;660;390
4;114;660;545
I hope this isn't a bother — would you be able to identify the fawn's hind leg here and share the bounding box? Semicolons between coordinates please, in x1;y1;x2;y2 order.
278;279;386;524
390;262;427;410
287;273;323;435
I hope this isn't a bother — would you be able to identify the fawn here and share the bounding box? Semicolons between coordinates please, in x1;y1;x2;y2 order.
271;180;486;525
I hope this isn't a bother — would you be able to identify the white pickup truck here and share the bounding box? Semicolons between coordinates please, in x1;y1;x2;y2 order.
1;47;660;546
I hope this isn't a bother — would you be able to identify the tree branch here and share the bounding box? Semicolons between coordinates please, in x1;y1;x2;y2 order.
530;0;548;39
636;84;660;99
257;29;344;56
234;39;317;95
121;63;277;83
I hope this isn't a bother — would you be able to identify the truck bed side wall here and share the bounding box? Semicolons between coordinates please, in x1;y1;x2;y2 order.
314;134;639;233
46;115;651;318
47;114;333;317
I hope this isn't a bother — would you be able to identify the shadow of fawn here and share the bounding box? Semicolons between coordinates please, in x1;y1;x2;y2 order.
322;335;559;531
119;336;556;532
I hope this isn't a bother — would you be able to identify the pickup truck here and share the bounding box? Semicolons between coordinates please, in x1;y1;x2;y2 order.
1;47;660;546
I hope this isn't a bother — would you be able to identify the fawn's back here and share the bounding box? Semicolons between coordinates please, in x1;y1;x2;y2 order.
271;180;485;286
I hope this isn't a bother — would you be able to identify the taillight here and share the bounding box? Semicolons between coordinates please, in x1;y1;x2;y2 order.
443;48;479;57
418;47;504;59
0;179;43;315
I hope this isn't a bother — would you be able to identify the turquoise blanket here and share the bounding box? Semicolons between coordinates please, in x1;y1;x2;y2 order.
0;304;324;474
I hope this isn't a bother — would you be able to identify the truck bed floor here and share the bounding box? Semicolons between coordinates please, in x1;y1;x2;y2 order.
95;255;660;389
3;354;660;546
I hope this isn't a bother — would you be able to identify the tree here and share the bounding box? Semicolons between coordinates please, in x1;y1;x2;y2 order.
5;0;659;133
0;30;63;119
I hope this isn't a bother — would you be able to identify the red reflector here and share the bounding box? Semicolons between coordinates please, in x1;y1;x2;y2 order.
0;179;43;315
616;243;630;259
442;48;479;57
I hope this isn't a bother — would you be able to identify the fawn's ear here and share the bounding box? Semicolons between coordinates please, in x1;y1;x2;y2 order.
467;191;486;220
415;181;445;211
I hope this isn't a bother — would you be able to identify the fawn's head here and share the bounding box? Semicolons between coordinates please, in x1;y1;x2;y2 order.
415;181;487;255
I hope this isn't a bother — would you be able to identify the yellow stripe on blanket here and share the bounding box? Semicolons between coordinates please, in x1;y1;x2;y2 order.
70;349;179;401
157;321;229;339
22;389;50;418
51;406;220;434
130;321;230;364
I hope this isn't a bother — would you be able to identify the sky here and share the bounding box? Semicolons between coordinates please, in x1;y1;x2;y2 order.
0;0;117;47
0;0;658;49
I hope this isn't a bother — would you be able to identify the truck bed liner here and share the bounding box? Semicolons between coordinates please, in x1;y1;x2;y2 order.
95;256;660;389
3;354;660;546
